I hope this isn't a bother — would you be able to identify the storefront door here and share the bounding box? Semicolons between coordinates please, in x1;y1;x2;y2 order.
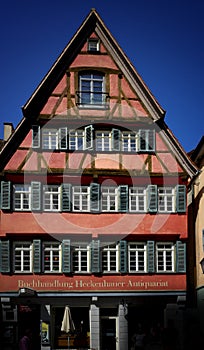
101;316;117;350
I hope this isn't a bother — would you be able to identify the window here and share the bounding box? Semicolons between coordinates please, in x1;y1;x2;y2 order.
14;242;32;273
122;132;137;152
43;185;61;211
72;186;90;212
102;244;118;272
101;187;118;212
42;129;58;150
78;72;106;107
14;185;31;211
129;187;146;212
73;244;90;272
44;242;61;273
158;187;175;212
96;131;112;151
156;243;174;272
138;129;155;152
88;39;99;52
128;243;147;272
69;130;84;150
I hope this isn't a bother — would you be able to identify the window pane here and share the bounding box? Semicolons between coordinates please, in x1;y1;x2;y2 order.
73;186;90;212
44;243;61;272
102;245;118;272
129;188;146;212
101;187;118;211
14;185;31;211
43;185;61;211
14;242;32;272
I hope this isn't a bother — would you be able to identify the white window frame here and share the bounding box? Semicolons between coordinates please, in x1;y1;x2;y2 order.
72;186;90;212
96;131;112;151
79;72;105;107
69;130;84;150
158;187;175;212
43;242;62;273
122;131;137;152
101;187;118;212
73;244;90;273
102;244;119;273
128;243;147;273
14;242;32;273
88;39;100;52
42;129;59;150
129;187;146;212
43;185;61;212
156;243;175;272
14;184;31;211
138;129;155;152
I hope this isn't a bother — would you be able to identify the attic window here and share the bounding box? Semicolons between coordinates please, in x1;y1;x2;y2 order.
88;39;100;52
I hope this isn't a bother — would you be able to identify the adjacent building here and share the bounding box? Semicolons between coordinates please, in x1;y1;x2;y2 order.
0;9;198;350
188;136;204;344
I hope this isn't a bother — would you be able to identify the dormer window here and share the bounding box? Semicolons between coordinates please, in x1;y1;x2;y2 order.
77;71;108;108
88;39;99;52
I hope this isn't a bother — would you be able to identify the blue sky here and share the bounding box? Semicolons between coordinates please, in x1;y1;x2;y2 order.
0;0;203;152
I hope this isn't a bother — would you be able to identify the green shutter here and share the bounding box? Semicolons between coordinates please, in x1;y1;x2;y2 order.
148;185;157;213
84;125;93;150
33;240;41;273
0;240;10;273
112;128;121;151
61;184;72;212
90;183;100;212
59;127;68;150
119;185;128;212
176;185;186;213
120;240;127;273
1;181;11;210
176;241;186;273
62;240;71;273
31;181;41;211
32;125;40;148
91;240;101;273
147;240;155;273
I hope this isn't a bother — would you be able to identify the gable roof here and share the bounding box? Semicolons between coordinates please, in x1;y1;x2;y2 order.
0;8;198;178
22;8;165;121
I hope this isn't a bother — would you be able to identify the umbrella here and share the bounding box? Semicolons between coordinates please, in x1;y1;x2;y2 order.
61;306;75;349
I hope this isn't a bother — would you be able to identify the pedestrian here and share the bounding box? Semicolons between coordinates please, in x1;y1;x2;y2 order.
131;323;146;349
19;329;32;350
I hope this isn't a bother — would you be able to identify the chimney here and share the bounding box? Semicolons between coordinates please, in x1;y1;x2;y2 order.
4;123;14;141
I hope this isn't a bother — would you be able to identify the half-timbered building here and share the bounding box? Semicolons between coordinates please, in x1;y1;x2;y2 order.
0;9;198;350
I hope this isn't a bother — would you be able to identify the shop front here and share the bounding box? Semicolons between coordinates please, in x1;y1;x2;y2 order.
0;273;186;350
